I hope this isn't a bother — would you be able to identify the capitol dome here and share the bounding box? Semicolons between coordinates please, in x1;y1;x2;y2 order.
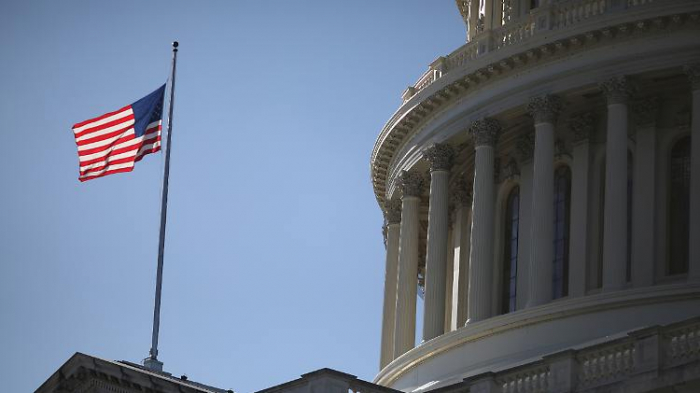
372;0;700;391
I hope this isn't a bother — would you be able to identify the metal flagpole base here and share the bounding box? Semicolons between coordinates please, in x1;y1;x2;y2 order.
143;356;164;372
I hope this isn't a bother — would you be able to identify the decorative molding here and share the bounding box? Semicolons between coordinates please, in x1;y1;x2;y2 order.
632;96;660;127
527;95;564;124
384;199;402;225
423;143;455;172
469;118;501;147
683;64;700;90
599;76;633;104
569;113;595;144
398;170;425;198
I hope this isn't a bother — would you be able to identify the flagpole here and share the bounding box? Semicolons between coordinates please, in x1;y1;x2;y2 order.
144;41;178;372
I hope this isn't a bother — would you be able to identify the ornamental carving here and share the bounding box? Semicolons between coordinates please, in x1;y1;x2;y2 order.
632;96;660;127
384;199;402;225
599;76;632;104
569;113;594;143
469;117;501;147
423;143;455;172
398;170;425;198
451;177;472;207
527;95;564;123
516;132;535;162
683;64;700;90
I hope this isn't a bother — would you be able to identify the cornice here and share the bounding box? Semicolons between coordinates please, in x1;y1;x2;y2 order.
370;1;700;210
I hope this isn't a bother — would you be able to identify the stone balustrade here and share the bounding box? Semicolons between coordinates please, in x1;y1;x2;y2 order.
435;317;700;393
402;0;667;101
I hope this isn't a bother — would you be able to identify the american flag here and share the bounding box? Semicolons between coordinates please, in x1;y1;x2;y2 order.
71;85;166;181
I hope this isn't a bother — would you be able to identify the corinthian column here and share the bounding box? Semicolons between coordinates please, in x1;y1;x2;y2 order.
422;143;455;342
379;200;401;369
467;118;500;323
526;95;562;308
394;170;425;358
684;65;700;281
599;77;631;291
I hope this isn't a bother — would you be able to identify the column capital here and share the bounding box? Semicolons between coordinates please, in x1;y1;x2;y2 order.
632;96;660;127
451;177;472;207
384;199;402;225
527;94;564;123
469;118;501;147
398;170;425;198
516;132;535;163
683;64;700;91
569;112;595;144
423;143;455;172
599;76;632;104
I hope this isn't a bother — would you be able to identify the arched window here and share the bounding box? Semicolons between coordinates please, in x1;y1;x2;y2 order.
668;136;691;275
501;186;520;314
552;166;571;299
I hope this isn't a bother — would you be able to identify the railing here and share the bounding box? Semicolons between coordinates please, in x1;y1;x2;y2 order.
493;14;537;49
664;319;700;367
458;317;700;393
554;0;607;29
402;0;661;101
497;364;550;393
576;341;636;389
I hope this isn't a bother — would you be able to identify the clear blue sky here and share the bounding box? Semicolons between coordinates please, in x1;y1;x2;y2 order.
0;2;464;392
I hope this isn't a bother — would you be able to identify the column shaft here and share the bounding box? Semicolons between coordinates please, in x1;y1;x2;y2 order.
394;195;420;358
423;170;450;341
379;223;400;369
527;121;555;306
468;145;496;322
602;101;629;290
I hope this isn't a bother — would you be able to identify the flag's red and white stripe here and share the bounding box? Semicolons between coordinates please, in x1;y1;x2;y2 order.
71;105;161;181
